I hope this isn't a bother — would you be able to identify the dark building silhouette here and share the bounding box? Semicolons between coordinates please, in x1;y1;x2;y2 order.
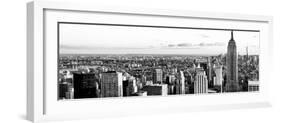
225;31;240;92
73;72;100;99
122;80;129;96
59;82;69;99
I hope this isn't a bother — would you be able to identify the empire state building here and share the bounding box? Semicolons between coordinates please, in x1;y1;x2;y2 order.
225;31;240;92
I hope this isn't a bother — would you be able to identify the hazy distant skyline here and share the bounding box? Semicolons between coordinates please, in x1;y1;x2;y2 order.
59;23;259;55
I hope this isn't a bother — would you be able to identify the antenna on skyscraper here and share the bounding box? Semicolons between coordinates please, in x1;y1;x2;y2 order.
230;30;234;41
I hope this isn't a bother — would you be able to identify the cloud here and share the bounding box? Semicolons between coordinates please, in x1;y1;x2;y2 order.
61;41;226;53
167;43;193;48
197;42;225;47
60;44;154;50
177;43;193;47
164;43;197;49
168;44;176;47
165;42;225;48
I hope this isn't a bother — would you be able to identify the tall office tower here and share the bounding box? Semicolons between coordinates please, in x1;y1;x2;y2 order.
175;71;185;94
153;69;163;84
225;31;240;92
166;75;176;94
213;65;223;86
179;71;185;94
207;57;213;86
194;68;208;94
122;80;129;96
128;77;138;95
73;72;100;99
101;71;123;97
185;71;193;94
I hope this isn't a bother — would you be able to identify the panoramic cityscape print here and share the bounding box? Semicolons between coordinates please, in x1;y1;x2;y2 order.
58;23;260;100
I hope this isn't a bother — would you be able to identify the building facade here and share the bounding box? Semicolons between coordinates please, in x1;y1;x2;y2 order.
225;31;240;92
73;72;100;99
175;71;185;94
213;65;223;86
141;84;168;96
153;69;163;84
207;57;213;87
248;81;259;92
101;71;123;97
194;69;208;94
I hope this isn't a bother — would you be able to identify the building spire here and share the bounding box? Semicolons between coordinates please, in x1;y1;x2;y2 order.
230;30;234;41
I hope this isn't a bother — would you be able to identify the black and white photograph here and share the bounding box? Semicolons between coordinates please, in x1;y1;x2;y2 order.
58;22;260;100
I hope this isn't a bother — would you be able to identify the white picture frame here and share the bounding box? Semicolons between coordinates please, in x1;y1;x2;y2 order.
27;0;273;122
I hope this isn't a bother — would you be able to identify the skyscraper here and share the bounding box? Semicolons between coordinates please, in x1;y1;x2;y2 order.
128;77;138;95
225;31;240;92
101;71;123;97
153;69;163;84
194;68;208;94
122;80;130;96
207;57;213;87
180;71;185;94
73;72;100;99
175;71;185;94
213;65;223;86
166;74;175;94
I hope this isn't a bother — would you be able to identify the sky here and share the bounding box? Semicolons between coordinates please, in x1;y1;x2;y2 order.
59;23;259;55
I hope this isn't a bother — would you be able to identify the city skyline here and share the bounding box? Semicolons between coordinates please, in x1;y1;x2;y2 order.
58;23;260;100
59;23;259;55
